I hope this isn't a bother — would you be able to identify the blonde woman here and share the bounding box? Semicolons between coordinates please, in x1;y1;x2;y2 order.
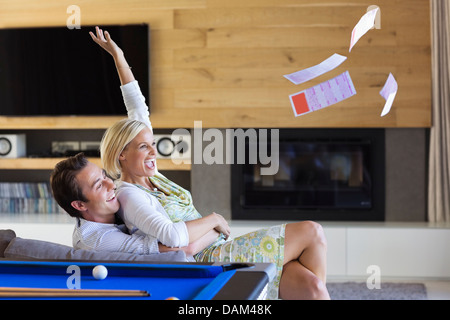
93;27;329;300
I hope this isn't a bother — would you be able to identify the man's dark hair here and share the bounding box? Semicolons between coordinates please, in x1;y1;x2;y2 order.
50;152;89;218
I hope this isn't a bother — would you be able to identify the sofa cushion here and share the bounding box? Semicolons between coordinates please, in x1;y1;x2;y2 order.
4;237;187;262
0;229;16;258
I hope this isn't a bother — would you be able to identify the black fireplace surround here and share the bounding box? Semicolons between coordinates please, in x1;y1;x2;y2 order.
231;129;385;221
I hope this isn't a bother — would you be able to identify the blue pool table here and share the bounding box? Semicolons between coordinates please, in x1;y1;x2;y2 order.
0;260;276;300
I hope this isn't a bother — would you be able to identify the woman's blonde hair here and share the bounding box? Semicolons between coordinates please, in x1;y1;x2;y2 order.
100;118;147;180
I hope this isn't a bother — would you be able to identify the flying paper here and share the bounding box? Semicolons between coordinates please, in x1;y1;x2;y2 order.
379;73;398;117
284;53;347;85
349;8;379;52
289;71;356;117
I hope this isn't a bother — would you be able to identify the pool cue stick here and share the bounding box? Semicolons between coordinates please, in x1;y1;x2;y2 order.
0;287;149;297
0;292;149;297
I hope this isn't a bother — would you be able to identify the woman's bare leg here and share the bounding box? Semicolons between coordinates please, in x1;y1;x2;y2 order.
279;260;330;300
279;221;329;299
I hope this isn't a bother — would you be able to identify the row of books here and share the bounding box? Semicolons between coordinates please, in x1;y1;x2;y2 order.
0;182;64;214
0;182;52;199
0;198;65;214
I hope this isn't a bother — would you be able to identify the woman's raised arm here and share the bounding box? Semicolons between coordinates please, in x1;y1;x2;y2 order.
89;26;134;86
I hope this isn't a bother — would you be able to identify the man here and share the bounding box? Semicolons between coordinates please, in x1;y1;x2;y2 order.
50;152;162;254
51;152;120;224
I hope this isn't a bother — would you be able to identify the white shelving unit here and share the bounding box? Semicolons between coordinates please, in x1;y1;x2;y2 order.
0;214;74;246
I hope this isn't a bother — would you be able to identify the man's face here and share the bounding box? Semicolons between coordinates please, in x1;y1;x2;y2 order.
72;161;120;223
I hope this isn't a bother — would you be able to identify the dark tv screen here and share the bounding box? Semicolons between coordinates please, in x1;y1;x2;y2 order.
242;140;373;210
0;24;149;116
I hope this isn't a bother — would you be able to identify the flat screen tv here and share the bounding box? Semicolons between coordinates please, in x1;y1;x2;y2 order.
0;24;149;116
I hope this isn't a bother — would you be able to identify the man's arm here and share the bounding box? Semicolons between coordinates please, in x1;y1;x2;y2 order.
118;187;230;248
75;223;160;255
159;230;220;256
185;213;230;243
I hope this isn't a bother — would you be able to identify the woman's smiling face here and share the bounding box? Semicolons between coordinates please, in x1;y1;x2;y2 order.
119;127;157;180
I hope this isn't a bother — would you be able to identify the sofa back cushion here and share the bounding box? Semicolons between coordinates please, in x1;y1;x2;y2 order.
4;237;187;262
0;229;16;258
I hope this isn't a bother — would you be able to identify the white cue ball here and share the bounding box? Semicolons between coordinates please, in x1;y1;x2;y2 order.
92;265;108;280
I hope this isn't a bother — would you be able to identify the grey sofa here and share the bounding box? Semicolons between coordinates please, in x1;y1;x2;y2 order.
0;229;187;262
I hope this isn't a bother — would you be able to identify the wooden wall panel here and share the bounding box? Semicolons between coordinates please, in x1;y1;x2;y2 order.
0;0;431;129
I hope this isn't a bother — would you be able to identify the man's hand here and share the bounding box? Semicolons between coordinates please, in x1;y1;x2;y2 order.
211;212;231;240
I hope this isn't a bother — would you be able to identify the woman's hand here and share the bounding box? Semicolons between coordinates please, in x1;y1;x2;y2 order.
89;26;123;58
89;26;134;85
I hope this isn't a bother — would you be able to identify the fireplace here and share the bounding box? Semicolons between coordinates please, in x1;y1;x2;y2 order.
231;129;385;221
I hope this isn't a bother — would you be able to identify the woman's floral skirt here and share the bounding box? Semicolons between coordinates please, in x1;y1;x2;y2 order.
194;224;286;300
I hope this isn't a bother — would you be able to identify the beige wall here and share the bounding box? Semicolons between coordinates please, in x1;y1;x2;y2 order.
0;0;431;128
